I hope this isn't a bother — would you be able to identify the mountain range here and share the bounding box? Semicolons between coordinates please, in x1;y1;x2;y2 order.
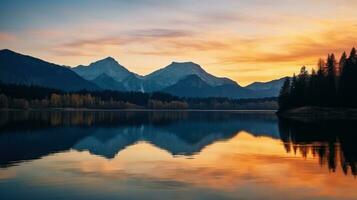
0;49;286;98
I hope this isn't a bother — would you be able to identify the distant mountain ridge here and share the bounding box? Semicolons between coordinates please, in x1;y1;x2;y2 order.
245;77;288;97
162;74;252;98
144;62;237;90
72;57;137;82
0;49;285;98
71;60;240;93
92;73;126;91
0;49;98;91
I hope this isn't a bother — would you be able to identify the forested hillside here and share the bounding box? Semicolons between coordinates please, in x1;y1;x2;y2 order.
0;83;277;110
279;47;357;111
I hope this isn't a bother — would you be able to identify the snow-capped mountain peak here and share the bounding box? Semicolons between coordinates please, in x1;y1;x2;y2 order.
144;61;236;87
72;57;134;82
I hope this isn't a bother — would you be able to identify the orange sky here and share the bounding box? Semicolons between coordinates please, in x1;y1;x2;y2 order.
1;0;357;85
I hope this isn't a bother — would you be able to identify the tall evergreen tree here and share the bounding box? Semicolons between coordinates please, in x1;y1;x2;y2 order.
278;78;291;111
338;52;347;104
339;52;347;75
317;58;326;75
348;47;357;107
308;69;318;106
325;54;337;106
340;48;357;107
316;58;325;106
297;66;309;107
350;47;356;61
290;74;298;108
278;47;357;110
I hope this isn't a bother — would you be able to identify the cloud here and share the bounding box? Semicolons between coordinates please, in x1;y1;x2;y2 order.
48;48;100;57
60;28;194;47
0;32;16;42
126;28;194;38
49;28;197;57
62;37;124;48
28;29;67;39
193;12;284;25
126;40;231;56
220;21;357;65
23;15;357;85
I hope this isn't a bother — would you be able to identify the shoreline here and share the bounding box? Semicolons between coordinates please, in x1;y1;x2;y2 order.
0;108;278;113
277;106;357;120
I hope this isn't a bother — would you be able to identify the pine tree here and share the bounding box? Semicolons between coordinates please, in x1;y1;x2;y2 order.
289;74;298;108
340;47;357;107
317;58;326;75
326;54;337;106
278;78;291;111
308;69;318;106
278;47;357;110
339;52;347;75
348;47;357;107
316;59;325;106
338;52;347;104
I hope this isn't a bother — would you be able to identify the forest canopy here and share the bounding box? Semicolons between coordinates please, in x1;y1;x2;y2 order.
278;47;357;111
0;83;277;110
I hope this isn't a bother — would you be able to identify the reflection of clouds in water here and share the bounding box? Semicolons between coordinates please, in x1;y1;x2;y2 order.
0;169;16;179
37;133;356;200
0;111;356;200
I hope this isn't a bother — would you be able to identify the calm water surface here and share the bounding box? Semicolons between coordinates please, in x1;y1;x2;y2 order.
0;111;356;200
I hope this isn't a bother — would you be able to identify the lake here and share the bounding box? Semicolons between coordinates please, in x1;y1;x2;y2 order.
0;111;356;200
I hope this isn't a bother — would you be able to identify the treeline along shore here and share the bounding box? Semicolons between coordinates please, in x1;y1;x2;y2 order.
0;83;277;110
278;47;357;119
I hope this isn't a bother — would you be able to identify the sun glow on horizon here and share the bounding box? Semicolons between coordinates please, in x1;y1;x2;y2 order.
1;0;357;85
5;130;355;199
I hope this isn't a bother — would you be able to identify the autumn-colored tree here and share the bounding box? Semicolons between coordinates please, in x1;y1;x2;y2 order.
50;93;61;107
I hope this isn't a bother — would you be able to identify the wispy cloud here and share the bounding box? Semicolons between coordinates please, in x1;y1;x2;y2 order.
49;28;196;57
0;32;16;42
127;28;194;38
2;0;357;84
45;19;357;85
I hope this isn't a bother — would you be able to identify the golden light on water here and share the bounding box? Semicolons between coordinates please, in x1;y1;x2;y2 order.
2;131;352;199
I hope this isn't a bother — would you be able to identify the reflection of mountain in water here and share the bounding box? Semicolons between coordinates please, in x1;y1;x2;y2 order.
74;113;280;158
0;127;88;167
0;111;278;166
279;118;357;176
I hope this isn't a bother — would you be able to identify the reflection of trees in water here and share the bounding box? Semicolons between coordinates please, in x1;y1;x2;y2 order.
0;110;278;167
279;118;356;176
0;110;277;130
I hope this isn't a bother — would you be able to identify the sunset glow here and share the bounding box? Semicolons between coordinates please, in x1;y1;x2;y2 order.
1;0;356;85
4;131;355;199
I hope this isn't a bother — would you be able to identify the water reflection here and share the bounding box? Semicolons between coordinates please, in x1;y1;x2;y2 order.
0;111;278;166
279;118;357;176
0;111;356;200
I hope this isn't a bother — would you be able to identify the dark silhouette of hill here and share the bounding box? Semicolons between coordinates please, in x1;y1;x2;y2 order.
0;49;99;91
